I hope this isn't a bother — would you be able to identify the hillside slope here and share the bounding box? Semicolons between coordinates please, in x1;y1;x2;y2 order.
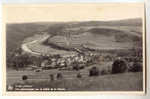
46;27;141;51
6;18;142;56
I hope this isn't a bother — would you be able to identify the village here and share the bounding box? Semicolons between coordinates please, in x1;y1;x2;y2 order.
10;41;143;74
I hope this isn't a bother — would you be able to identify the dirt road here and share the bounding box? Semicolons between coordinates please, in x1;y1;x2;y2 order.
21;34;50;55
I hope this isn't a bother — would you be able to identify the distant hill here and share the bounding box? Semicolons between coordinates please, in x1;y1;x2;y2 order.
64;18;142;28
6;18;142;55
38;18;142;28
6;23;47;53
45;18;142;51
46;30;141;51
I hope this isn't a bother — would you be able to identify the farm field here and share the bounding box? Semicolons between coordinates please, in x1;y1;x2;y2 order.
26;25;141;55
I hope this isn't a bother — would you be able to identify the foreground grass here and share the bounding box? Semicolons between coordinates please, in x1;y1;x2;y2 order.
18;72;143;91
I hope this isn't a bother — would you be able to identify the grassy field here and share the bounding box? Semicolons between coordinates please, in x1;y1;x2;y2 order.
7;62;110;84
7;70;143;91
31;72;143;91
7;61;143;91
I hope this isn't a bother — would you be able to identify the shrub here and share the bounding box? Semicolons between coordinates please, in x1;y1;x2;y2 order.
73;65;79;71
112;59;127;74
22;75;28;80
56;73;63;79
49;74;54;81
89;66;99;76
77;73;82;78
72;62;82;71
129;62;142;72
101;69;109;75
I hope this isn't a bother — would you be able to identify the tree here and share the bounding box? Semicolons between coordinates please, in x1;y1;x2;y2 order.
77;73;82;78
49;74;54;81
112;59;127;74
72;61;79;71
9;53;32;69
129;62;142;72
22;75;28;80
89;66;99;76
56;73;63;79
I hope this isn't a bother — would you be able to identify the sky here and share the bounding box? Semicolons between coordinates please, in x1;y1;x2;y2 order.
3;3;144;23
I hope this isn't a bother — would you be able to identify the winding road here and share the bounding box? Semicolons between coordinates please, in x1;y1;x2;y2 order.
21;34;50;56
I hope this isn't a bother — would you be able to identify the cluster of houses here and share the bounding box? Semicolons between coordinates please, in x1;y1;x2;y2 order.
25;42;143;72
28;48;143;71
32;51;99;71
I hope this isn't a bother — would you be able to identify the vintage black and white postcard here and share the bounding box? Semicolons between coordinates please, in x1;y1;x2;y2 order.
2;3;146;95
